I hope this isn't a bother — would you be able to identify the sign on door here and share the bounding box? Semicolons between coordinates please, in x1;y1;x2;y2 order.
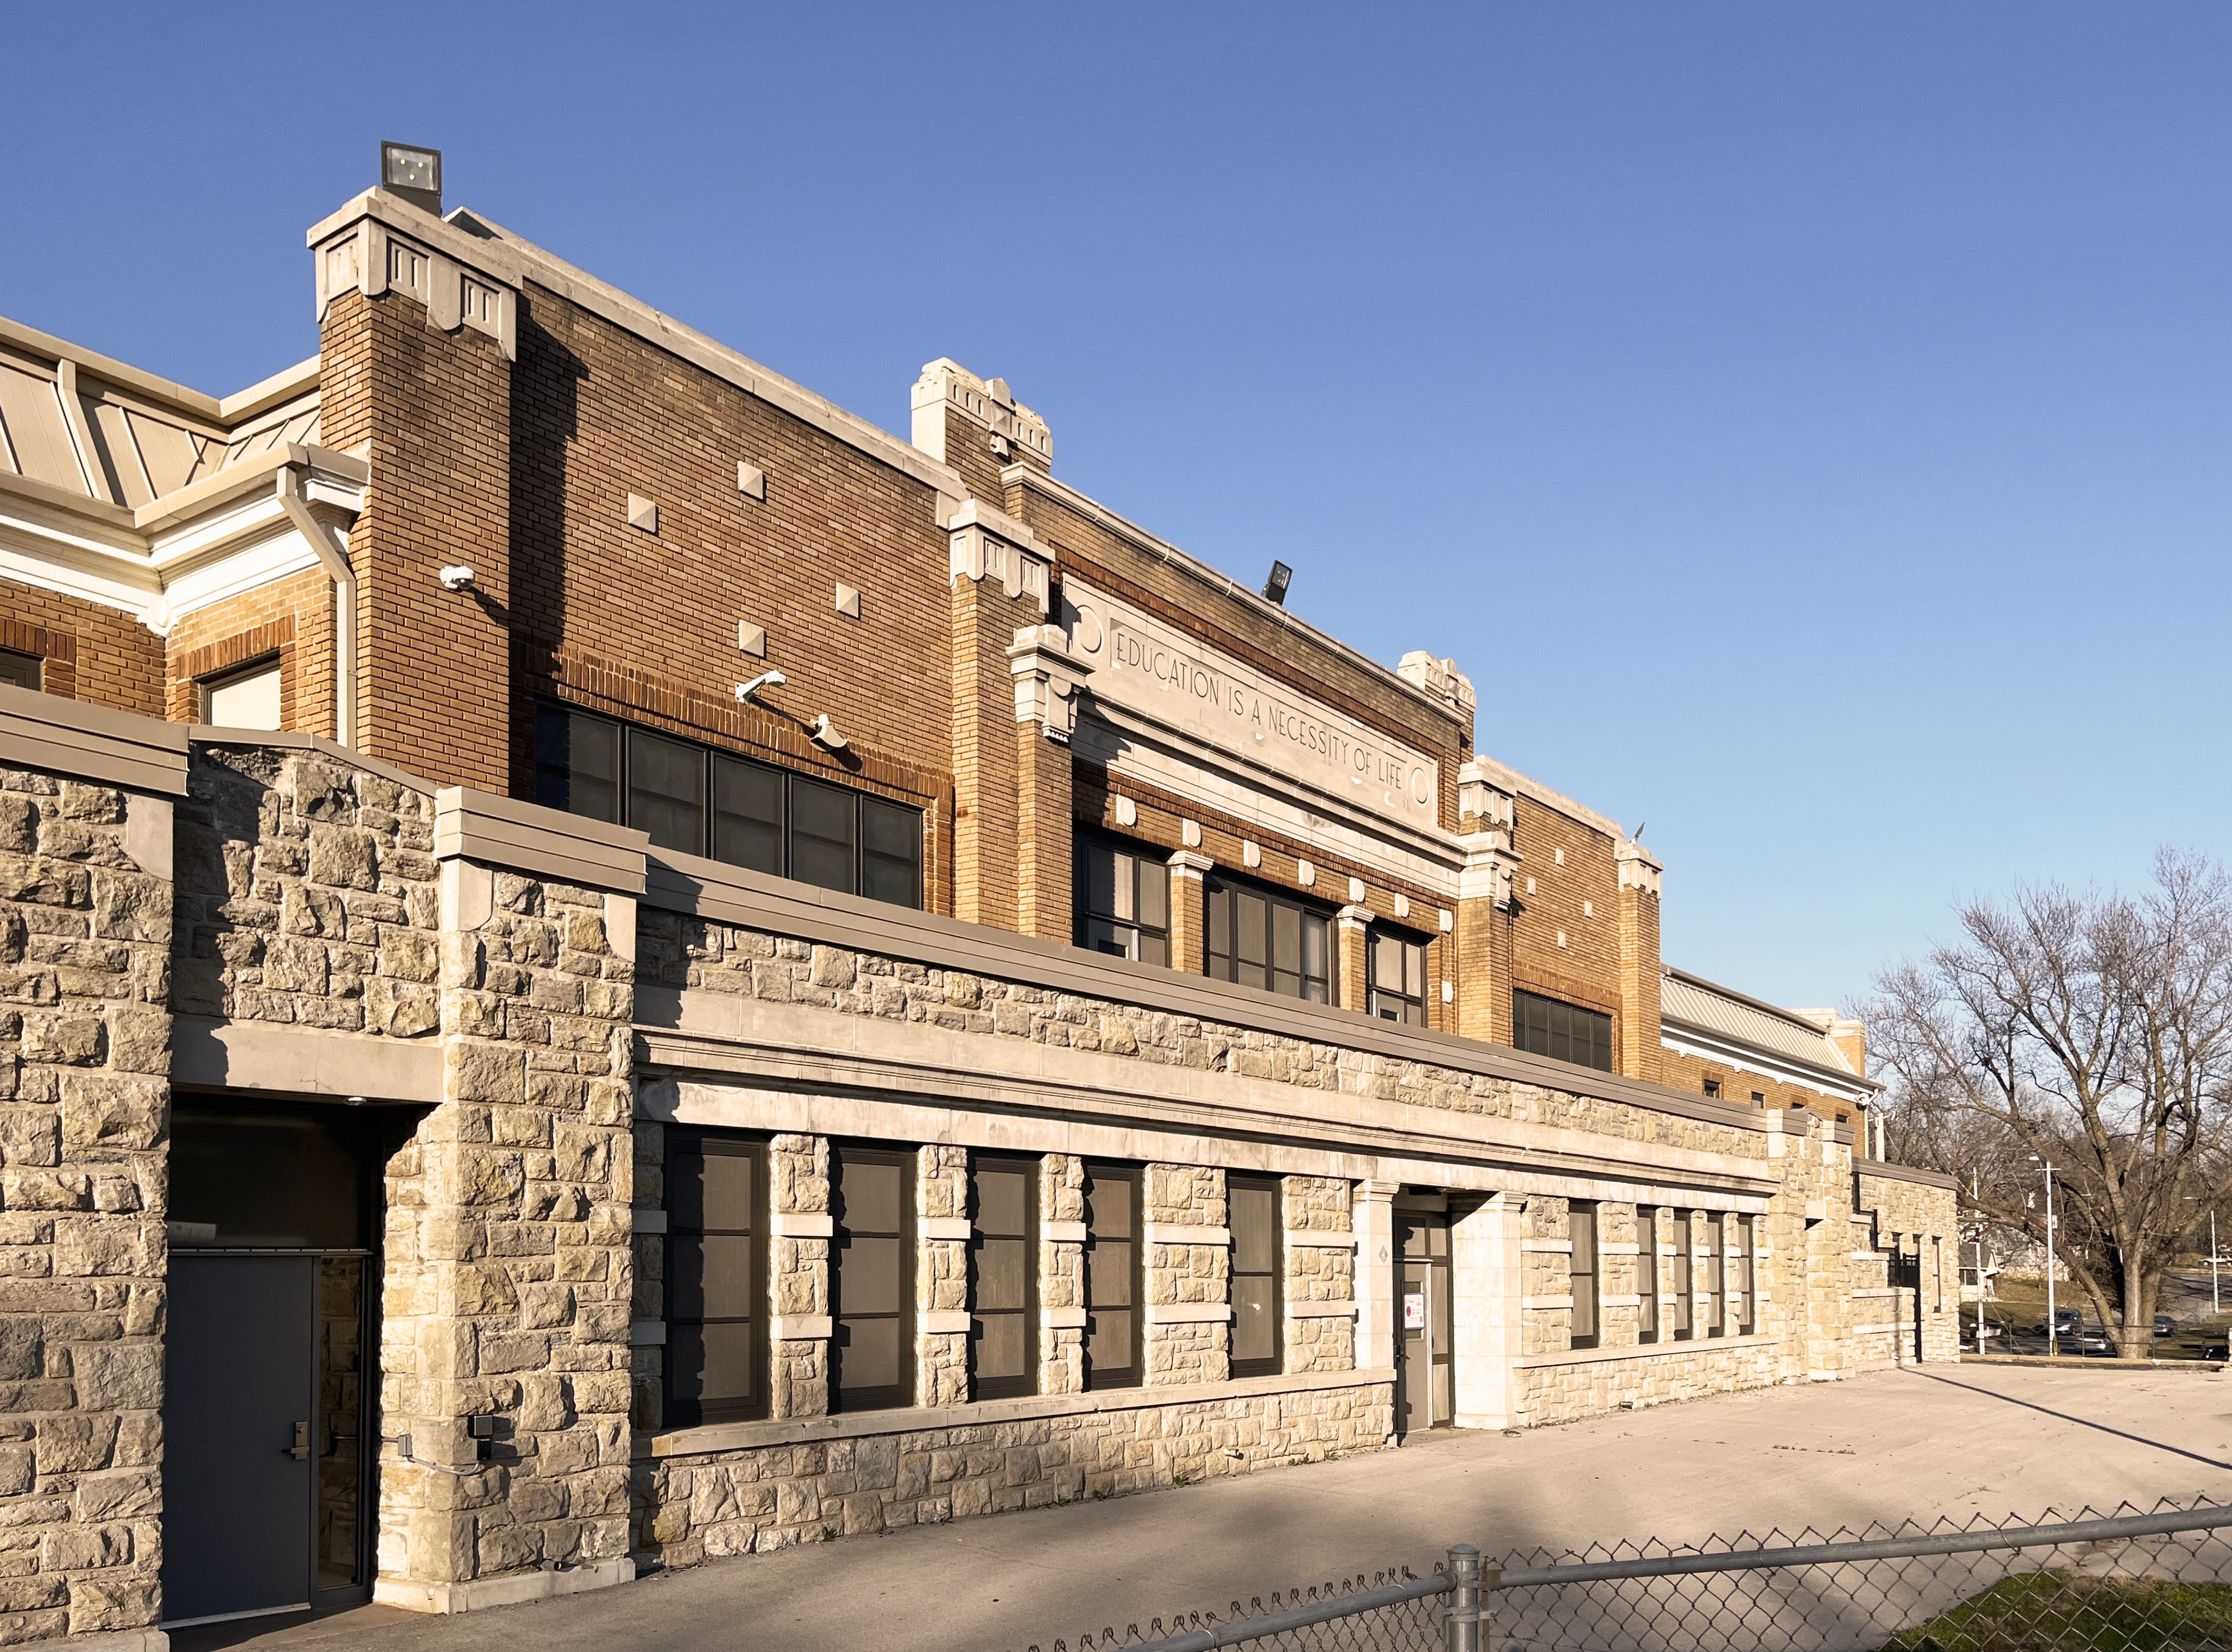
1404;1291;1426;1330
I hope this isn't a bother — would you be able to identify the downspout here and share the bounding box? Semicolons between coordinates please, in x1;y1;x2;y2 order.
278;466;356;748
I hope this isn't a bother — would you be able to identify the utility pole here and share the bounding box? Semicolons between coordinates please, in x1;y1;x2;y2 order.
2032;1156;2057;1357
2213;1207;2220;1319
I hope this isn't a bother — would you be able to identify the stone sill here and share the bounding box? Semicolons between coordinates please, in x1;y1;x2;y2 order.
1518;1332;1778;1370
642;1366;1397;1459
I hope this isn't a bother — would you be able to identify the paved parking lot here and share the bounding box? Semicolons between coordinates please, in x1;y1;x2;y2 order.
186;1362;2232;1652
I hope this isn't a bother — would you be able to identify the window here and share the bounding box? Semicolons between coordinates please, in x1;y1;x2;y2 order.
1076;836;1170;966
1933;1235;1944;1314
1229;1174;1281;1378
1702;1079;1721;1100
1637;1206;1660;1343
535;702;921;907
1671;1210;1693;1340
0;649;40;692
665;1132;767;1427
1569;1201;1599;1350
969;1156;1036;1400
1369;929;1429;1026
200;658;282;730
831;1145;912;1413
1512;990;1613;1073
1206;875;1332;1003
1739;1214;1757;1334
1751;1091;1766;1107
1706;1213;1726;1337
1082;1163;1142;1390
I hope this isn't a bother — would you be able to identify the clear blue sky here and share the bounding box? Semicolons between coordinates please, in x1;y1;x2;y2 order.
7;5;2228;1014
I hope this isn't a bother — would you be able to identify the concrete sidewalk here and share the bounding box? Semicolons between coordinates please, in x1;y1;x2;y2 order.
182;1364;2232;1652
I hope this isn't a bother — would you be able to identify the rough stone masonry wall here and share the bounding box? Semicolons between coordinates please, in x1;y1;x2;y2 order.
633;917;1767;1161
0;765;170;1645
916;1145;967;1408
1523;1339;1783;1423
174;747;441;1040
1039;1153;1085;1396
1856;1170;1960;1364
378;868;634;1599
1146;1164;1227;1387
1283;1177;1354;1372
633;1382;1390;1570
1521;1198;1572;1358
767;1135;828;1418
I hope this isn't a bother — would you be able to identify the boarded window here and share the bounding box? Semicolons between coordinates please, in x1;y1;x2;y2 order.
970;1156;1036;1400
1229;1174;1281;1378
201;658;282;731
665;1133;767;1427
1083;1163;1141;1391
832;1145;911;1413
1569;1201;1599;1349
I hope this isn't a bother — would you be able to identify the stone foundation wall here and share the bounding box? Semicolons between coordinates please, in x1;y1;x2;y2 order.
632;1377;1391;1569
1284;1177;1354;1372
0;767;171;1645
1039;1154;1084;1396
1856;1170;1960;1364
1146;1164;1227;1387
1521;1340;1782;1424
768;1134;829;1418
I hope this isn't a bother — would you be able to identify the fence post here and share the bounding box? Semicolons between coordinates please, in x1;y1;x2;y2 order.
1446;1544;1482;1652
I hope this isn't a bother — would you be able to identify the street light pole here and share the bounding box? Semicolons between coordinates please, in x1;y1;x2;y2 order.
2032;1156;2058;1357
2212;1208;2219;1318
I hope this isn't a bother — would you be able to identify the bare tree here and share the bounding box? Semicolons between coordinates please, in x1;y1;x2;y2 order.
1865;850;2232;1356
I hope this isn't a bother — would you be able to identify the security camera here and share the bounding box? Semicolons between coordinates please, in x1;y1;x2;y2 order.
735;670;788;704
808;714;849;753
438;565;476;591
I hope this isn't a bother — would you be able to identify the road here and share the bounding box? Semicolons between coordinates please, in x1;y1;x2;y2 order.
180;1363;2232;1652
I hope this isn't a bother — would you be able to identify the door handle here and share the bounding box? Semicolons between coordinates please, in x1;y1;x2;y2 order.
287;1421;311;1461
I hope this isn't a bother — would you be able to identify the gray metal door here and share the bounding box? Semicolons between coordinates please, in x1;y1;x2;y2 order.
163;1256;316;1626
1394;1212;1452;1434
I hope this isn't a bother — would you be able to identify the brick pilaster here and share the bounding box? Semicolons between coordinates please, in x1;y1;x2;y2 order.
1615;841;1664;1083
1336;906;1374;1014
1166;852;1211;976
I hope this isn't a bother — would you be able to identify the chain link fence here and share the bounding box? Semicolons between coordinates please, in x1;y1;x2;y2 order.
1011;1496;2232;1652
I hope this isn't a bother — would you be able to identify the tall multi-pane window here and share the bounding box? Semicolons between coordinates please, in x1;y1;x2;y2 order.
1706;1213;1727;1338
1205;875;1332;1003
1369;929;1429;1026
0;649;42;691
1082;1163;1142;1391
1671;1210;1694;1340
664;1132;767;1427
969;1156;1036;1400
1933;1235;1944;1315
1229;1174;1282;1378
1738;1214;1758;1334
831;1146;912;1413
1569;1201;1599;1350
535;702;921;906
1512;990;1614;1073
1637;1205;1660;1343
1076;837;1170;965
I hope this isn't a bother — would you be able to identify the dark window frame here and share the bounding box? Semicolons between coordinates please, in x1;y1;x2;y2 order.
1512;989;1614;1073
1228;1172;1283;1379
1367;924;1431;1027
1569;1200;1599;1350
1706;1211;1727;1338
1204;871;1335;1004
831;1142;914;1415
1739;1213;1758;1334
1671;1209;1694;1341
1075;832;1172;967
197;652;284;726
663;1131;770;1428
1082;1162;1144;1392
968;1153;1038;1402
534;700;921;908
0;648;41;692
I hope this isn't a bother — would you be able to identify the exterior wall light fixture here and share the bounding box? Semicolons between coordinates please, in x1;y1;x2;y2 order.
1262;560;1293;606
808;714;849;753
438;565;476;591
381;141;443;216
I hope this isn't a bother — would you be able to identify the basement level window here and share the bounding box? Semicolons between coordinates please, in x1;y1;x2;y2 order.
1512;989;1613;1073
0;648;40;690
1702;1078;1721;1100
533;700;921;908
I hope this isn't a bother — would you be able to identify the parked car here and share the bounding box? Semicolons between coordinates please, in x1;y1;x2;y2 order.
2156;1313;2176;1338
2034;1308;2082;1337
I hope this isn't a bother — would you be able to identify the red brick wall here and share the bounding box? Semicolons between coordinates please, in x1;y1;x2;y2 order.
0;578;163;714
164;568;336;735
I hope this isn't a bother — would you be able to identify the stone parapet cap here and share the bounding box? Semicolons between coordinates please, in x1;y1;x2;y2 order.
913;359;1053;464
434;786;648;894
641;1365;1395;1459
1165;850;1214;876
0;681;188;796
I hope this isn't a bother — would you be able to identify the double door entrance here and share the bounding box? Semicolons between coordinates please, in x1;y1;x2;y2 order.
1393;1205;1453;1434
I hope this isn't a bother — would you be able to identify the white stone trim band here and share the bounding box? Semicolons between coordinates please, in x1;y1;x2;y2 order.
1144;1224;1230;1246
1285;1301;1358;1319
770;1316;833;1340
770;1213;833;1238
1042;1306;1087;1329
919;1311;970;1334
1284;1230;1356;1249
1143;1302;1232;1325
919;1217;971;1241
1042;1221;1087;1243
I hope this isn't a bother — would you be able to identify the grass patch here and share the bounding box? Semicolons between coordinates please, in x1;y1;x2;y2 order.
1883;1570;2232;1650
